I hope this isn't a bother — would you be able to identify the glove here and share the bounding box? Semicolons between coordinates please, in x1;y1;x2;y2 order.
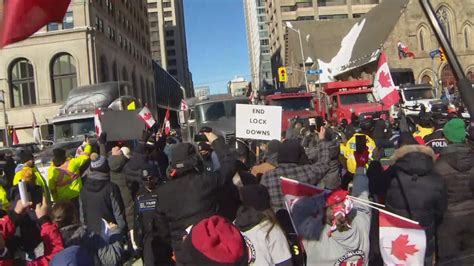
354;147;369;167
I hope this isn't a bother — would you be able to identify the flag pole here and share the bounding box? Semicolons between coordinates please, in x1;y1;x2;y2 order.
350;197;419;225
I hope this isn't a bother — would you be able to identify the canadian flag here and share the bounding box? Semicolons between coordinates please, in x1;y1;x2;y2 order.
94;108;103;136
138;106;156;129
280;177;326;220
379;212;426;265
180;99;188;111
373;52;400;107
163;107;171;135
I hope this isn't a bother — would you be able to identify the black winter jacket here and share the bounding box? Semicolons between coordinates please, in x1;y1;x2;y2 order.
109;154;134;228
156;137;236;264
80;172;127;235
383;145;447;258
434;144;474;216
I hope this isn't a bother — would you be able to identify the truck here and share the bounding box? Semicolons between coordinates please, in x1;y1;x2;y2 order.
393;83;446;116
179;94;250;143
314;80;391;123
262;88;317;130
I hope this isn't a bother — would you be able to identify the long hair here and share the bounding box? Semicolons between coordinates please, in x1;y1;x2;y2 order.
261;209;282;241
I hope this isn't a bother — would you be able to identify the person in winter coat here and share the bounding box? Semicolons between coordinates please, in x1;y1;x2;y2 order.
423;116;449;155
156;131;236;264
261;127;334;211
370;137;447;265
0;198;64;266
198;142;220;172
234;184;292;266
296;150;371;266
50;246;95;266
133;165;173;265
434;118;474;264
108;146;134;231
52;201;125;266
251;139;279;180
12;150;50;201
47;142;91;204
80;153;127;235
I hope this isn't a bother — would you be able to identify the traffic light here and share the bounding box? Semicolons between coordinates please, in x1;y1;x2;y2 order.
278;66;287;83
439;47;446;62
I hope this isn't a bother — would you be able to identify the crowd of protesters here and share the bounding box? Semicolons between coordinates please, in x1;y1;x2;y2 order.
0;106;472;266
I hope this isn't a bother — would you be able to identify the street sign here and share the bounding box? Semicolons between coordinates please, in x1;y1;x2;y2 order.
236;104;282;141
307;69;323;75
429;49;440;59
278;67;288;82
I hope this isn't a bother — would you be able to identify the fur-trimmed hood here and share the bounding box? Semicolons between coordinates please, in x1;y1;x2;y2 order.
392;145;436;176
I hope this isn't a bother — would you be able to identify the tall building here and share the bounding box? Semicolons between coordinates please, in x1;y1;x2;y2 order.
227;77;249;96
194;86;210;98
147;0;194;97
0;0;154;144
265;0;380;80
244;0;273;90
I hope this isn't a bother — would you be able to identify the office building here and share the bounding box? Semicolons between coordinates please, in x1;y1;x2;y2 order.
195;86;210;98
147;0;194;97
244;0;274;90
0;0;154;144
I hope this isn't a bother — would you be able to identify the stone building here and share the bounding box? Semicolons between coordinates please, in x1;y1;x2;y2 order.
0;0;154;144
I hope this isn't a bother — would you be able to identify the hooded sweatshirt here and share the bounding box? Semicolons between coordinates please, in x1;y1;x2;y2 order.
302;168;371;266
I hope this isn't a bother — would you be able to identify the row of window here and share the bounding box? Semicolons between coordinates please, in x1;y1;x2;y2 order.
47;11;74;31
8;54;77;107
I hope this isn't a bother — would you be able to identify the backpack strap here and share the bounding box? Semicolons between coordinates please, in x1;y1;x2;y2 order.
394;170;413;219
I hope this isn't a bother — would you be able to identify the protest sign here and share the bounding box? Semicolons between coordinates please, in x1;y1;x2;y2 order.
236;104;282;141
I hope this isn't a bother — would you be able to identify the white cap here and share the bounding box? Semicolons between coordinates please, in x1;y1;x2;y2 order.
120;147;131;159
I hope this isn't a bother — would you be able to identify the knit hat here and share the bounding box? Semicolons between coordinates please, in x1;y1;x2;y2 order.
19;150;34;164
291;194;326;240
120;147;131;159
52;148;67;167
278;139;304;164
240;184;271;211
443;118;466;143
169;143;199;177
90;153;110;173
183;215;248;265
50;246;94;266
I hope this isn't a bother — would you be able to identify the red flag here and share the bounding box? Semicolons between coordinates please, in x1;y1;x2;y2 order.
397;41;416;59
137;106;156;129
373;52;400;107
164;107;171;135
94;108;103;136
379;212;426;265
11;127;19;145
1;0;71;47
180;99;188;111
280;177;326;212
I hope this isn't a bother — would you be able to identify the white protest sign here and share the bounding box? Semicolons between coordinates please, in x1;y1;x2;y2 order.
236;104;282;141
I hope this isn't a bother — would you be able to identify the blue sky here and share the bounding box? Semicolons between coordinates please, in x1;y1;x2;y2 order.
184;0;250;95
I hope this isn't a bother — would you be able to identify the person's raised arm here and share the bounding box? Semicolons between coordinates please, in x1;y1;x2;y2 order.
204;132;236;187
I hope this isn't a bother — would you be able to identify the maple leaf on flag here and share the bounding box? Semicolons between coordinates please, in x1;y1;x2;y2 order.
143;112;152;121
391;234;419;261
378;71;392;88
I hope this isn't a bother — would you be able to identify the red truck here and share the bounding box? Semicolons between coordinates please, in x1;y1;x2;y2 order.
314;80;391;124
264;89;317;130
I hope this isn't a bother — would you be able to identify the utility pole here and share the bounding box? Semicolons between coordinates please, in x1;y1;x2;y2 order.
0;90;9;147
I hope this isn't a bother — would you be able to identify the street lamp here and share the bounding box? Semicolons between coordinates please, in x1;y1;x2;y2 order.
286;21;309;92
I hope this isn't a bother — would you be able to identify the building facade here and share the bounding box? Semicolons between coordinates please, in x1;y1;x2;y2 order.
244;0;273;90
0;0;154;144
383;0;474;92
227;77;249;96
147;0;194;97
194;86;210;98
265;0;380;81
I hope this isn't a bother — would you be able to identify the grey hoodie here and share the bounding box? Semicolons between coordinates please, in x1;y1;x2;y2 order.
302;168;371;266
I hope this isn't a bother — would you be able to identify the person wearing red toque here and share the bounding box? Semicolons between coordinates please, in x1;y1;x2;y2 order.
183;215;248;265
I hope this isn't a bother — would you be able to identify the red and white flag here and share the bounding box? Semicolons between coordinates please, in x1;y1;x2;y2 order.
94;108;103;136
180;99;188;111
163;107;171;135
373;52;400;107
10;127;19;145
138;106;156;129
1;0;71;47
32;111;42;144
379;212;426;265
397;41;416;59
280;177;326;211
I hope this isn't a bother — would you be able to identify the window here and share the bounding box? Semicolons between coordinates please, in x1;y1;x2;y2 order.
169;69;177;75
167;49;176;56
166;40;175;46
100;56;109;82
164;11;172;17
464;26;471;49
51;54;77;103
150;21;158;28
122;67;129;81
147;2;157;8
152;41;159;47
95;16;104;32
47;23;59;31
9;59;36;107
297;16;314;21
281;6;296;12
436;6;453;43
319;14;348;20
421;75;432;85
165;30;174;37
168;59;177;66
317;0;347;6
163;2;171;8
353;13;364;18
418;27;427;51
112;61;118;81
260;39;269;46
66;17;78;29
148;12;158;19
164;21;173;27
296;2;313;8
